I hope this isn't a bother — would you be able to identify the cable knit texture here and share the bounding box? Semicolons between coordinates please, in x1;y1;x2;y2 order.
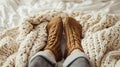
0;10;120;67
44;16;63;62
64;17;83;57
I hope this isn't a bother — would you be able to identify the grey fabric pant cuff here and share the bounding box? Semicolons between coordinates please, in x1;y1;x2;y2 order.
29;50;91;67
63;50;91;67
29;51;56;65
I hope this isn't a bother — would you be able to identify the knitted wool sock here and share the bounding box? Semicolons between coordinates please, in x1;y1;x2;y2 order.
63;17;84;58
44;16;63;62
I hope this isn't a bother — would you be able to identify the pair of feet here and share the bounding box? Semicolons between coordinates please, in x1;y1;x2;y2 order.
44;16;83;62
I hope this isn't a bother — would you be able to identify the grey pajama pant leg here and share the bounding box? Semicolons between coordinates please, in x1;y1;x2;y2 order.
29;51;57;67
29;56;90;67
63;50;91;67
29;56;57;67
29;50;91;67
69;57;90;67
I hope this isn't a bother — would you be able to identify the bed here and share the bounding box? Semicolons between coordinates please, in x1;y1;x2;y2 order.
0;0;120;67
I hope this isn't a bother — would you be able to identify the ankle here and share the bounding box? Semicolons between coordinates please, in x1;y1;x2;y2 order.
70;49;83;55
44;50;56;61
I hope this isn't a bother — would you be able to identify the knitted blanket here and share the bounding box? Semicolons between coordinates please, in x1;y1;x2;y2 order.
0;11;120;67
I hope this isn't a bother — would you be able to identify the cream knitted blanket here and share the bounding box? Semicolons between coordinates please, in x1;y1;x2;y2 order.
0;11;120;67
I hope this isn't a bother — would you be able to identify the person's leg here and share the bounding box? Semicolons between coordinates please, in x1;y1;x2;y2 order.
29;55;55;67
69;57;90;67
63;49;91;67
44;16;63;62
29;16;63;67
29;50;57;67
63;17;91;67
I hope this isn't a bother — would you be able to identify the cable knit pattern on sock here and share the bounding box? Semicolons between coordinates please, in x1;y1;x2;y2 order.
64;17;83;56
44;17;63;61
0;11;119;67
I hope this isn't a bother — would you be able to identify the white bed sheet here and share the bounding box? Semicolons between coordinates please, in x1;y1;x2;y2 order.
0;0;120;32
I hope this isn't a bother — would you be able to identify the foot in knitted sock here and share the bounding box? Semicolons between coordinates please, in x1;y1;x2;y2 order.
44;16;63;62
63;17;84;58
